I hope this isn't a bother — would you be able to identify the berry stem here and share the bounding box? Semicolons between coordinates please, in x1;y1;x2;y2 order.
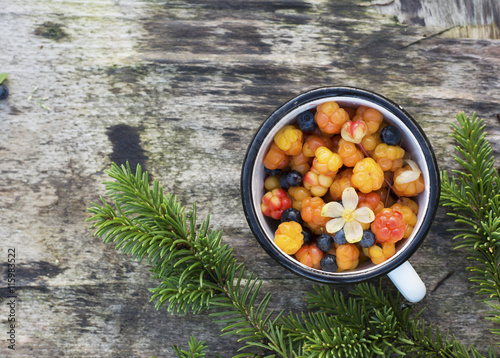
358;142;370;158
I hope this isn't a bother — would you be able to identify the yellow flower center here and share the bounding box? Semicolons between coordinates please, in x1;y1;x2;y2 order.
342;209;356;223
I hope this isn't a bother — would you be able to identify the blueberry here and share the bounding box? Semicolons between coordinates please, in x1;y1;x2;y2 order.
297;110;317;132
279;170;303;190
380;125;401;146
316;233;334;252
320;254;338;272
264;167;281;176
286;170;302;187
279;173;291;190
301;227;313;245
280;208;302;225
359;230;376;248
0;85;8;100
333;229;348;245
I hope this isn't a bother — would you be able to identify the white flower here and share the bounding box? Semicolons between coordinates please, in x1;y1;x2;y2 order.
394;159;422;184
320;187;375;243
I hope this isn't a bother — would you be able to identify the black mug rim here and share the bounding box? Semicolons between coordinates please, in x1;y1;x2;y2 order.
241;86;440;283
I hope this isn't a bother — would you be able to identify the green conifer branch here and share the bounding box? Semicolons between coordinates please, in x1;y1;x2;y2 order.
88;161;497;357
171;336;208;358
440;112;500;338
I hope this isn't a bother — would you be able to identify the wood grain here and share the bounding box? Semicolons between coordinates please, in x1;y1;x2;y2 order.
1;0;499;356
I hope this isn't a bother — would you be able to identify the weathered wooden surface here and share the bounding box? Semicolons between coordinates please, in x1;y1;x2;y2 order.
1;0;499;357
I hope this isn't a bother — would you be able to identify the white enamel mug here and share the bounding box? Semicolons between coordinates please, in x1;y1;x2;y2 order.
241;87;440;302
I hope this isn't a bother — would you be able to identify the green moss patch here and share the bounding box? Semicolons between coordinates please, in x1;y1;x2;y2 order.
35;22;68;40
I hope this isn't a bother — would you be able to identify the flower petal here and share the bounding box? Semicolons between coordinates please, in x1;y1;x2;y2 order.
344;221;363;243
325;217;345;234
321;201;344;218
395;170;421;185
405;159;422;174
342;187;358;211
354;207;375;223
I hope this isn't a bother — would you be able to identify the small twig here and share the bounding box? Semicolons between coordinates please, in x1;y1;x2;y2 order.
358;0;394;7
430;270;455;293
28;85;51;111
402;26;459;49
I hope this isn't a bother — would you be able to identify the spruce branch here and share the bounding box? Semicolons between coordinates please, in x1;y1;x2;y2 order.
171;336;208;358
88;162;496;358
440;112;500;338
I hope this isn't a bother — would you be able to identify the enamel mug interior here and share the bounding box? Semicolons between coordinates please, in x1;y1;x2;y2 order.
241;87;440;284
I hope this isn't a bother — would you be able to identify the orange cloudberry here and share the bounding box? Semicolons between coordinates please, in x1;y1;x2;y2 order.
315;101;349;134
351;158;385;193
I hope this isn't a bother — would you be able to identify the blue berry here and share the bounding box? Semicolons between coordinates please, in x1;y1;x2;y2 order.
264;167;281;176
279;173;291;190
320;254;338;272
302;227;313;245
279;170;302;190
297;110;317;132
280;208;303;225
359;230;376;248
286;170;302;187
380;125;401;146
0;85;8;100
333;229;347;245
316;233;334;252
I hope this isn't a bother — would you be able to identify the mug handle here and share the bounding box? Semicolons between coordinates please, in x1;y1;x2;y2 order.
387;261;426;303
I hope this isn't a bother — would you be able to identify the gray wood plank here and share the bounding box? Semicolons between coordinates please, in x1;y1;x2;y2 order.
1;0;499;356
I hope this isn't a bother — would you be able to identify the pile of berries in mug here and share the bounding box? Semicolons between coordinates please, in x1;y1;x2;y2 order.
260;101;425;273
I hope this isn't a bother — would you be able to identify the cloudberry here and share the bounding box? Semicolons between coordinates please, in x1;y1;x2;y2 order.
337;138;364;167
371;209;406;244
302;135;329;157
361;132;382;152
397;197;419;215
341;120;368;144
274;221;304;255
393;165;425;197
274;125;304;156
264;175;280;191
351;158;385;193
391;203;417;239
290;152;311;175
358;192;384;214
312;146;343;176
372;143;405;172
261;188;292;220
336;244;360;271
263;143;290;170
352;106;383;134
303;169;334;197
295;243;324;269
315;101;349;134
368;243;396;265
301;196;330;232
329;168;354;201
288;186;311;211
